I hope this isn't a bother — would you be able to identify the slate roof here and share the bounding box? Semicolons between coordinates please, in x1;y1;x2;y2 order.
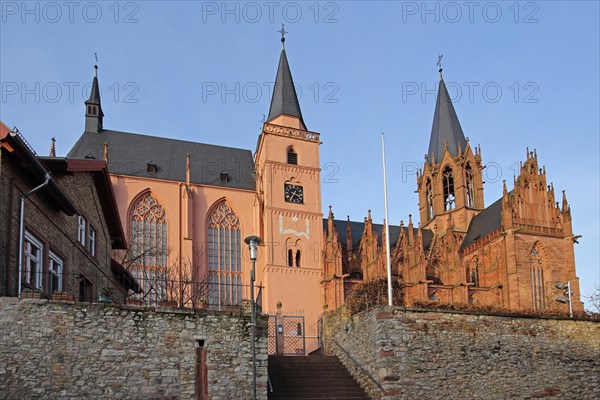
427;78;467;163
324;218;434;252
86;73;101;105
267;48;306;128
460;197;504;250
67;130;256;191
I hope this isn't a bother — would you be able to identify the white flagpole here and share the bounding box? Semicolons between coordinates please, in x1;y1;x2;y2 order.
381;132;393;306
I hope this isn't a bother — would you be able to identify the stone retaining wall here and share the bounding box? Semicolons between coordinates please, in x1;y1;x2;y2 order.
324;306;600;400
0;297;268;399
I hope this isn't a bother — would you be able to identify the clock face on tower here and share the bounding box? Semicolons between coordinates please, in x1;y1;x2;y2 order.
284;184;304;204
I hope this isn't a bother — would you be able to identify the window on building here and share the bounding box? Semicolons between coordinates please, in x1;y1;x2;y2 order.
79;275;94;302
442;166;455;211
295;250;301;268
207;202;241;306
89;227;96;257
288;249;293;267
23;232;43;289
530;243;546;310
130;193;168;305
48;252;64;294
467;258;479;287
77;216;86;245
426;178;434;221
287;148;298;165
465;163;475;208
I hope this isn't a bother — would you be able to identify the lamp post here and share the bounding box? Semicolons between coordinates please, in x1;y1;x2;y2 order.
555;281;573;318
244;235;261;400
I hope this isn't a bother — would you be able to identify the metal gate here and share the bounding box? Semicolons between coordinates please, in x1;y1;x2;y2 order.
268;315;306;356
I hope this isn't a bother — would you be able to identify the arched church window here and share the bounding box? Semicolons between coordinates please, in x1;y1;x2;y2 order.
92;106;97;115
530;243;546;309
87;105;92;114
287;147;298;165
130;192;168;305
426;178;434;221
295;250;301;268
442;166;455;211
288;249;293;267
208;202;242;306
467;258;479;287
465;163;475;208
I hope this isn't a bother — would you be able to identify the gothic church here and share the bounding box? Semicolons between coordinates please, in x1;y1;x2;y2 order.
67;38;583;353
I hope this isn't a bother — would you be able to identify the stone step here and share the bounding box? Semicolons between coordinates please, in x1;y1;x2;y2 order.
268;355;369;400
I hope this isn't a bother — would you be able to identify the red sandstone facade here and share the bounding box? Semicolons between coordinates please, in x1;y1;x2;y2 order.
61;40;583;357
323;74;583;314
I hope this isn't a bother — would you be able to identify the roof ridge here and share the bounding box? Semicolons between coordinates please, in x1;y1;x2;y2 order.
100;129;253;154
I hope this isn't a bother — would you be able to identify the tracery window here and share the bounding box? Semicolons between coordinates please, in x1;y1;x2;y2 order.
130;193;168;305
465;163;475;208
442;166;455;211
425;178;434;221
467;258;479;287
530;243;546;309
208;202;242;306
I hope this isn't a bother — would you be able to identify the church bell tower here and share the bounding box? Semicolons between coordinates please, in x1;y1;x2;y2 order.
254;28;324;352
417;64;484;234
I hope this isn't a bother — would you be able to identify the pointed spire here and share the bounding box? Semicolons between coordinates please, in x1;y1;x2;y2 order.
562;190;569;212
87;65;101;104
346;215;353;252
427;64;466;164
267;33;306;130
327;205;334;235
84;61;104;133
186;153;191;186
49;137;56;157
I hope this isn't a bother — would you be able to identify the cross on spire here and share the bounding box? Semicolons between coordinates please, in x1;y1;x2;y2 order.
94;53;99;77
437;53;444;78
278;24;288;48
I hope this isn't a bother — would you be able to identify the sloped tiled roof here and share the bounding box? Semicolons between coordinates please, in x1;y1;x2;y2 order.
324;218;434;252
460;197;504;251
67;130;256;191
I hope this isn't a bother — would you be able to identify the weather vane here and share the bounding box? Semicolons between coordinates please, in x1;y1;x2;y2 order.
437;53;443;78
278;24;288;48
94;53;99;76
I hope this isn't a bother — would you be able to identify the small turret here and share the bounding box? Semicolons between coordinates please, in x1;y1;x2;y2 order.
84;63;104;133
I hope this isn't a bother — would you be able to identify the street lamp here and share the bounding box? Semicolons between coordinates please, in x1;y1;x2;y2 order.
244;235;261;400
555;281;573;318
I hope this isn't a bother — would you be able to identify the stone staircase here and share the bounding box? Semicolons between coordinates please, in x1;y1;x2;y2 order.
268;355;370;400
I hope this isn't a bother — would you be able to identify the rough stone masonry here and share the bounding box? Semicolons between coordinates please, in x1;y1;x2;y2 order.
0;297;268;399
324;306;600;400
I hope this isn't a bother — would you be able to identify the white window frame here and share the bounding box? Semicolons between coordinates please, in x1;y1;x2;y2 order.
24;231;43;289
49;251;64;293
78;216;86;245
89;226;96;256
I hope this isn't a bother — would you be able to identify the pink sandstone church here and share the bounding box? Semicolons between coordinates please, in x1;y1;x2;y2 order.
67;36;583;352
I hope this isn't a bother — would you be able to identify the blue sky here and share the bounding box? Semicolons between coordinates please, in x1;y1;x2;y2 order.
1;1;598;306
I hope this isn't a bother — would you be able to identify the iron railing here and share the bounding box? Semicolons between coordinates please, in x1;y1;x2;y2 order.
331;338;384;392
